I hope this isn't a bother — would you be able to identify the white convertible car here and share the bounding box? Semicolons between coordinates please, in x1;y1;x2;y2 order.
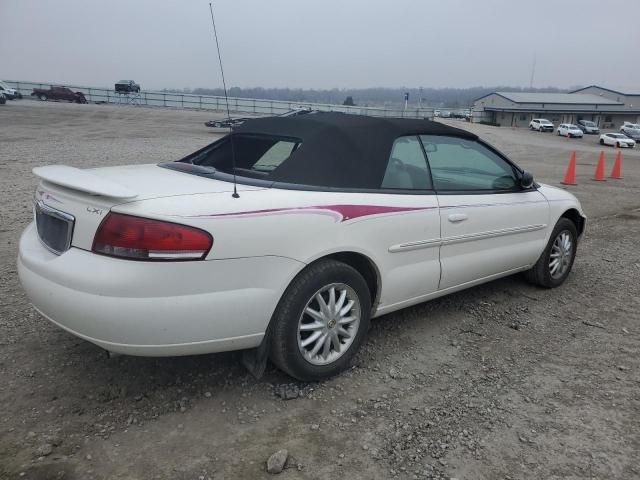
18;113;585;380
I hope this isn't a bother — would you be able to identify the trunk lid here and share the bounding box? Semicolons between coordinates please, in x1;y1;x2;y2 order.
33;163;260;252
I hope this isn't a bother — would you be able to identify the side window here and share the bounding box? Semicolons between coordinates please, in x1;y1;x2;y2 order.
420;135;518;191
381;136;432;190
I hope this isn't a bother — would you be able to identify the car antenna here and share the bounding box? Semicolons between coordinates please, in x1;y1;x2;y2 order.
209;1;239;199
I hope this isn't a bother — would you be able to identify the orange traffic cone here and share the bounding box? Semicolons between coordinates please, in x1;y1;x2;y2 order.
561;151;577;185
610;150;622;179
592;151;606;181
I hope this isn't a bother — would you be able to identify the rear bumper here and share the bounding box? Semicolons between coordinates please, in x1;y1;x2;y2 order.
18;223;303;356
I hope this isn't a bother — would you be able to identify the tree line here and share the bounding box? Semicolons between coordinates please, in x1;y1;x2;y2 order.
163;85;576;108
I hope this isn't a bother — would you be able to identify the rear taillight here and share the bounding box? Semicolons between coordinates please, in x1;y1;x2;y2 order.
92;213;212;261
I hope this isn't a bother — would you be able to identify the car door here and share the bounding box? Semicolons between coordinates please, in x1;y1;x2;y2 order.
420;135;549;290
370;136;442;307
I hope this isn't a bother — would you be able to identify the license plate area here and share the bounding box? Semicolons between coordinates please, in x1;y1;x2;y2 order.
34;201;75;255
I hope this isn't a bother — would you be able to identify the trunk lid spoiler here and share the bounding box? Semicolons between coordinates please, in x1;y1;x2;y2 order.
32;165;138;199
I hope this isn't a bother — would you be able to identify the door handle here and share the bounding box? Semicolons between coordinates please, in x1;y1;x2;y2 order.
448;213;468;223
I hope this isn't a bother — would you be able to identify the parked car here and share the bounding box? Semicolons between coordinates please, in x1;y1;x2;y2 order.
31;86;87;103
278;107;313;118
619;122;640;141
0;92;6;105
114;80;141;93
557;124;584;138
577;120;600;134
18;113;585;380
205;116;253;129
529;119;554;132
599;132;635;148
0;80;23;99
205;108;315;129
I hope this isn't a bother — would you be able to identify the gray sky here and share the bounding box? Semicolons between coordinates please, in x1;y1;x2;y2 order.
2;0;639;91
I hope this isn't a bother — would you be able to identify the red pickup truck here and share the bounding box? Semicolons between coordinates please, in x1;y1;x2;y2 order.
31;86;87;104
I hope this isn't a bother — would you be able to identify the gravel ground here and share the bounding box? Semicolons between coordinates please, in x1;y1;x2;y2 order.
1;101;639;480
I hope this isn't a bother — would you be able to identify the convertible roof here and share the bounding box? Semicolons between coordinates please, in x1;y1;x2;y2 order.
233;112;477;189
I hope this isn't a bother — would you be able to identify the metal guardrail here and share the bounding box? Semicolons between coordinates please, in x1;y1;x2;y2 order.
6;80;439;120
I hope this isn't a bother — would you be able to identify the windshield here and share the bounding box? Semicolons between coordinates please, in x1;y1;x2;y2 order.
582;121;596;127
611;134;626;138
567;125;579;129
540;120;552;125
0;81;9;89
627;124;640;130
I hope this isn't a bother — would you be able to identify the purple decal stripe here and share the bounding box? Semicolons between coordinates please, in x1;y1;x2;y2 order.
192;204;432;222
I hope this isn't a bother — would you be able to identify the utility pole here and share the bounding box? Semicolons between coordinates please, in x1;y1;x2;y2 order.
529;53;537;89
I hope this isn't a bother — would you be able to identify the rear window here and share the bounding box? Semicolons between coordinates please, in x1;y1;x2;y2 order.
184;134;302;179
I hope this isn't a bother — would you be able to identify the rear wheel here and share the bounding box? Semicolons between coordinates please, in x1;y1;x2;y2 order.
616;142;620;148
600;139;605;145
525;218;577;288
270;259;371;380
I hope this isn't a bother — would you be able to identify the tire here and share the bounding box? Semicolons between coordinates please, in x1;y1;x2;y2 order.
270;259;371;380
600;139;604;145
525;218;578;288
38;94;47;101
616;142;620;148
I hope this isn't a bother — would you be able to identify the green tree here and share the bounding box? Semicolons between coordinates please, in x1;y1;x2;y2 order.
343;96;356;106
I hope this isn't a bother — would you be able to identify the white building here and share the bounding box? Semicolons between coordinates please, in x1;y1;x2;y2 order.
473;86;640;128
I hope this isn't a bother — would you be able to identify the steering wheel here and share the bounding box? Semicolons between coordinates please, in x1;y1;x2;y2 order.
492;175;516;190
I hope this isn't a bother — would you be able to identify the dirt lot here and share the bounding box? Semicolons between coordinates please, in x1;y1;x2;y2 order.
1;101;639;480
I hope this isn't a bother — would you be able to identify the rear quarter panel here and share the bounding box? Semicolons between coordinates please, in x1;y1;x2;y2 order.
115;188;443;310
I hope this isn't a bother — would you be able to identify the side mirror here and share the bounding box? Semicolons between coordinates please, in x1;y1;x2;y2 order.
520;171;534;189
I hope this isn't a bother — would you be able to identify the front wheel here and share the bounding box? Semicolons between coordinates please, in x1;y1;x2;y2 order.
38;94;47;101
270;259;371;380
525;218;578;288
600;139;605;145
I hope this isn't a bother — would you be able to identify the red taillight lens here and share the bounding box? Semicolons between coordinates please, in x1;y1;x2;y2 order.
92;213;213;261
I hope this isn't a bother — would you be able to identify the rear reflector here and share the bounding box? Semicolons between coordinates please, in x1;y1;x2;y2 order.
92;213;212;261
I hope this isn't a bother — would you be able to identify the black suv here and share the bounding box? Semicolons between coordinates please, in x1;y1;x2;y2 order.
114;80;141;93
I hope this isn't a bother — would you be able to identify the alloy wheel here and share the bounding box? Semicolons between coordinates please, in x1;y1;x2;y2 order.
549;231;573;279
297;283;361;366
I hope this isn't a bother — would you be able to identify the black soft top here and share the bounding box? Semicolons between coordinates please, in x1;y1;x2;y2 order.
235;112;477;189
175;112;478;190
